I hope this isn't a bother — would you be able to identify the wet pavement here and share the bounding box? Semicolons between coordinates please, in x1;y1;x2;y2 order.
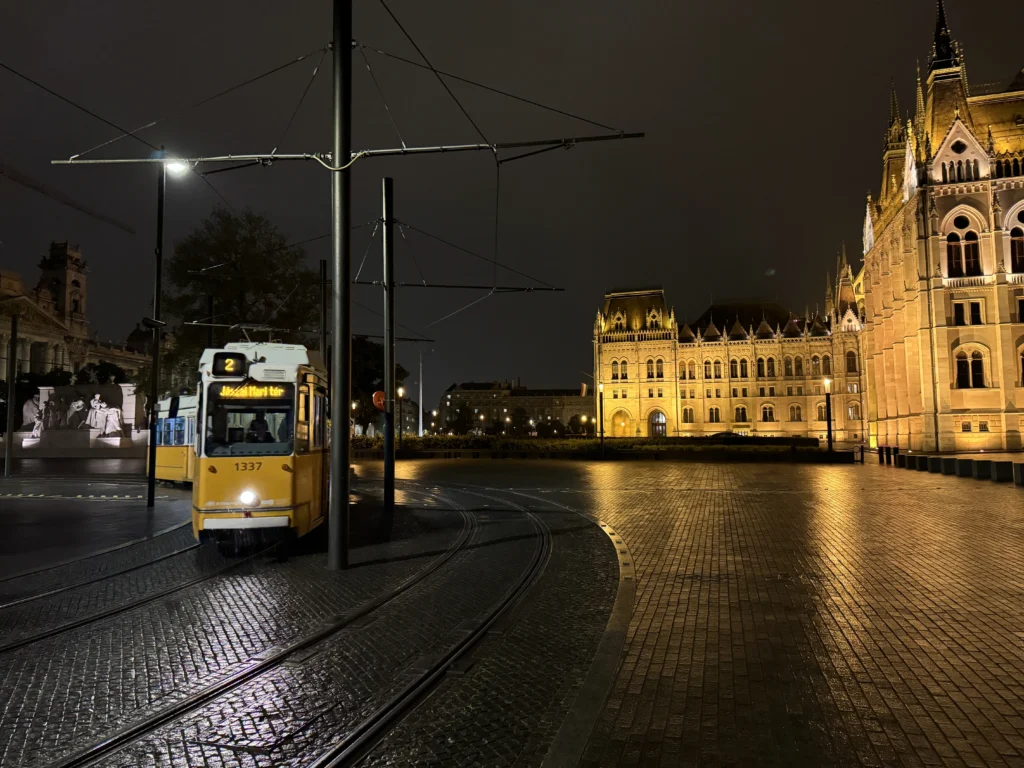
0;460;1021;767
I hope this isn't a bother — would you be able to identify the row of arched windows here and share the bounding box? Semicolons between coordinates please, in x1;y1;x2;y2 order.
993;158;1022;178
672;401;861;425
946;232;982;277
941;159;981;183
616;352;853;382
646;359;664;379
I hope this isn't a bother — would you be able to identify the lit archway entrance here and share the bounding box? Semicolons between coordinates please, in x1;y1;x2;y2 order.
610;409;632;438
649;410;667;437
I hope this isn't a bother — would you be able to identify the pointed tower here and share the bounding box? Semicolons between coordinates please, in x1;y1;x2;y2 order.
924;0;971;140
914;61;926;152
880;79;907;202
824;271;835;317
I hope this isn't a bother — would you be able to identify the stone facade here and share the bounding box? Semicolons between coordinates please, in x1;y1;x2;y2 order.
0;242;150;378
593;288;865;440
860;2;1024;451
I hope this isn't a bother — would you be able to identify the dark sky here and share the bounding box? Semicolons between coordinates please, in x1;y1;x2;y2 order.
3;1;1023;408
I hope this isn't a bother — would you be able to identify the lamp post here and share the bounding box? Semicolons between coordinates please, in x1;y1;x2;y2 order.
823;377;833;452
397;386;404;450
146;155;187;509
598;383;605;456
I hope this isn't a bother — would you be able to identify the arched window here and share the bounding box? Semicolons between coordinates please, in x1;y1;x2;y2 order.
678;362;686;380
620;362;628;380
947;233;963;277
647;359;654;379
1010;228;1024;273
822;355;832;375
1015;158;1021;176
735;406;747;422
811;355;821;376
713;360;722;379
649;411;667;436
971;351;985;388
956;160;963;181
963;232;981;276
757;358;765;377
708;407;721;424
794;356;803;376
973;159;979;179
761;405;775;422
956;351;971;388
848;402;861;420
846;350;858;373
789;404;802;422
611;361;619;380
965;160;973;181
784;357;793;377
656;359;664;379
766;358;776;377
687;361;696;380
730;359;738;378
740;358;749;378
683;407;694;424
1020;349;1024;387
995;161;1003;179
704;360;712;379
942;163;948;183
817;403;827;421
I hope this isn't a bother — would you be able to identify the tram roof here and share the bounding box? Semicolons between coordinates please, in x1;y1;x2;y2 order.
198;343;321;368
155;394;198;414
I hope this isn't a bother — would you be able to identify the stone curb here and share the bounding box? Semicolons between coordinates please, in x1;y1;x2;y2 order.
881;449;1024;488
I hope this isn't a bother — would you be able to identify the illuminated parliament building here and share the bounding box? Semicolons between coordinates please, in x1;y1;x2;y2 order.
594;2;1024;452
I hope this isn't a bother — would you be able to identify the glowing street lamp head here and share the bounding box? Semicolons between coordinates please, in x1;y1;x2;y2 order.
580;415;588;423
165;160;188;176
598;383;604;392
823;377;832;394
479;414;485;421
397;386;405;398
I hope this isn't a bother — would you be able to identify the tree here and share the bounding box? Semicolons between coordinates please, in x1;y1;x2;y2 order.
448;407;473;435
75;361;129;385
163;207;319;382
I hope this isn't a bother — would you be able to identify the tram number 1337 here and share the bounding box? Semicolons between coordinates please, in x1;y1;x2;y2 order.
235;461;263;471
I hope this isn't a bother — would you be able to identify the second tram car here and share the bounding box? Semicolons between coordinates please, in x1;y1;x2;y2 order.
153;395;198;484
192;343;329;552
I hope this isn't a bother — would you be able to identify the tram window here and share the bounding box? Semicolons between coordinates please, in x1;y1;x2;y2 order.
173;418;186;446
204;383;295;457
296;385;311;454
313;392;325;448
159;419;172;446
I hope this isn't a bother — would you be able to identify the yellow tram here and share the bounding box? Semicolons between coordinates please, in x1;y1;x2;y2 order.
153;395;198;484
192;343;330;552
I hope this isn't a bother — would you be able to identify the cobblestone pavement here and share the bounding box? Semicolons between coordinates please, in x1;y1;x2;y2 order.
0;481;191;578
0;488;468;768
370;460;1024;768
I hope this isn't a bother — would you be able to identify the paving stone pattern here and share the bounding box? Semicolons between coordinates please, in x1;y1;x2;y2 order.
362;498;618;768
378;460;1024;768
0;499;466;768
98;500;542;767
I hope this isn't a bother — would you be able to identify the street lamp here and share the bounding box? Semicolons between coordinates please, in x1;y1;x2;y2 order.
397;386;405;450
823;377;833;452
598;383;605;455
146;154;188;509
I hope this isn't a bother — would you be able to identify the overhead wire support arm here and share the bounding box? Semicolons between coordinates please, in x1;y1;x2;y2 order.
352;280;564;291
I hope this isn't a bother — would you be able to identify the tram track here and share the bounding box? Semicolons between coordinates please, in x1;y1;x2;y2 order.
306;486;553;768
42;486;478;768
0;542;202;611
0;540;279;655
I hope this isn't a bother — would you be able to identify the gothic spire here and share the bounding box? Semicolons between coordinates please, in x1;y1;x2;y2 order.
889;79;900;126
929;0;959;72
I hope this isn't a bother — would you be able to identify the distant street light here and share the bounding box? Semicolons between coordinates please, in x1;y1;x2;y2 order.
165;160;189;175
397;386;405;450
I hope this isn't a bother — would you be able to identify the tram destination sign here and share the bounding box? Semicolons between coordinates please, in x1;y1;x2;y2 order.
213;382;290;399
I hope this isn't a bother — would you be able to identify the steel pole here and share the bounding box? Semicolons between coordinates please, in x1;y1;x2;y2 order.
318;259;327;356
418;348;423;437
599;389;604;456
146;160;165;508
4;314;18;477
825;391;833;452
327;0;353;570
382;177;395;514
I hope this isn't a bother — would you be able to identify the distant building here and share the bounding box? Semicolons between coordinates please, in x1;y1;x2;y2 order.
438;381;594;433
0;242;150;378
593;286;865;440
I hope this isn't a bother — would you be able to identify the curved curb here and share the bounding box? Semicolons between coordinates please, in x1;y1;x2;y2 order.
541;520;635;768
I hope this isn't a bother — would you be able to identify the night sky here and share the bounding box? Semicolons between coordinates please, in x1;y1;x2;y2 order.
3;1;1023;408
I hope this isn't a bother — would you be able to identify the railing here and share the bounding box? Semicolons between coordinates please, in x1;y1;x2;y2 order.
598;329;676;343
944;275;993;288
1009;273;1024;285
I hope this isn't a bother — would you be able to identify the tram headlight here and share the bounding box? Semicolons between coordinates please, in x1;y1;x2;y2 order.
239;490;259;507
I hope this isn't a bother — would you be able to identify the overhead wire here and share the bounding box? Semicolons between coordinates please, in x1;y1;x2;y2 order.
358;45;406;149
67;44;329;160
376;0;489;146
353;221;381;281
272;48;327;155
425;292;494;328
357;43;620;133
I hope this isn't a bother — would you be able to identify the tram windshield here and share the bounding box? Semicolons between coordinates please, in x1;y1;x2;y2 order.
204;382;295;457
